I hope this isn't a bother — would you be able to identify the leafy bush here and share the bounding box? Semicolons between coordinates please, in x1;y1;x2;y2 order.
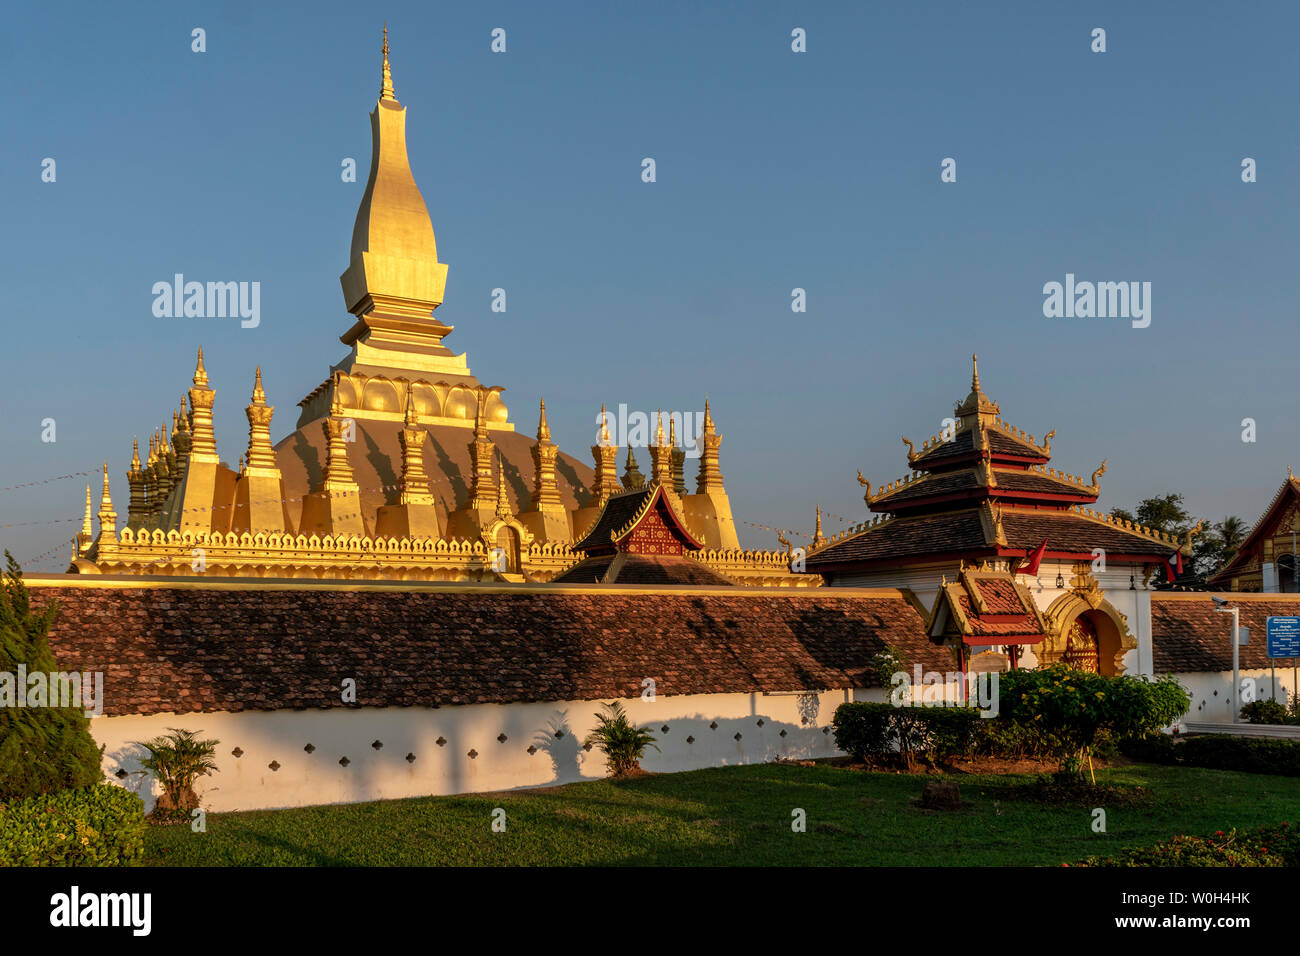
1241;699;1292;725
0;553;103;800
136;728;219;821
832;702;980;768
0;784;145;866
1122;733;1300;776
1072;822;1300;868
996;665;1190;778
971;717;1054;759
583;701;659;776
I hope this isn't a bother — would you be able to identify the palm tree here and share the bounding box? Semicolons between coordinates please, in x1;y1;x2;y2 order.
136;728;219;818
583;702;659;776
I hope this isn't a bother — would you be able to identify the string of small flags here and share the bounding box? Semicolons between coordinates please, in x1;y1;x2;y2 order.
0;465;103;496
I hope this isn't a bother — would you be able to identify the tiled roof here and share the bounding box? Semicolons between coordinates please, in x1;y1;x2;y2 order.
870;467;1094;511
805;509;990;567
1000;512;1173;557
31;580;943;717
552;554;734;586
928;571;1047;644
1208;476;1300;583
986;430;1048;460
571;487;653;552
1152;594;1300;672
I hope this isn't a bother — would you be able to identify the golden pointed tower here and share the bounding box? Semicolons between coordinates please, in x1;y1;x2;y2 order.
126;438;147;530
519;398;572;543
681;398;739;549
302;394;367;536
648;410;673;487
232;366;291;535
374;386;443;540
495;450;513;520
622;446;644;490
165;347;223;534
811;505;826;550
303;25;516;436
76;484;93;556
445;384;507;540
96;462;117;552
669;414;687;495
589;403;621;503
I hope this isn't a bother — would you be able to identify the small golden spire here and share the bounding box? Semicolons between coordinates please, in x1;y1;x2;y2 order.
668;414;678;447
131;437;140;470
81;484;93;538
380;22;396;102
404;386;419;428
971;353;980;390
252;365;266;404
193;346;208;387
599;402;611;444
537;397;551;442
703;397;715;435
495;450;512;518
655;409;665;446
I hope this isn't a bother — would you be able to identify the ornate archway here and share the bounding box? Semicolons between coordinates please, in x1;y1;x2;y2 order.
1041;574;1136;675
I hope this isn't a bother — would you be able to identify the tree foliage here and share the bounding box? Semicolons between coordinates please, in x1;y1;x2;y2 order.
0;552;103;800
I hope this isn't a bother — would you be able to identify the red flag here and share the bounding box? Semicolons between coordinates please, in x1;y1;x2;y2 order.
1166;549;1184;580
1016;537;1048;575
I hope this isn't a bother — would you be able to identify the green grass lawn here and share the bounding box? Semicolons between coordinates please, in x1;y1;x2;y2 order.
142;761;1300;866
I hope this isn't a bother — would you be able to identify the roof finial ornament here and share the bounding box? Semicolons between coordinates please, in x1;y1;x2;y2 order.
537;397;551;442
971;353;980;390
380;22;396;101
193;346;208;387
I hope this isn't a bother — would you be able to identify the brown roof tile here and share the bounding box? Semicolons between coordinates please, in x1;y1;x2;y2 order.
31;581;943;717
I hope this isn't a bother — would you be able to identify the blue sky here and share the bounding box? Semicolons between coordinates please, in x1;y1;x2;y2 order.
2;0;1297;568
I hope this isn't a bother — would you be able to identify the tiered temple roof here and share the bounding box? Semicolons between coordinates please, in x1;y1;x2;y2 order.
806;356;1189;573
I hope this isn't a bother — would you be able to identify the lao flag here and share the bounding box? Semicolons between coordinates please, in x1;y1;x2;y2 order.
1016;537;1049;576
1166;550;1184;580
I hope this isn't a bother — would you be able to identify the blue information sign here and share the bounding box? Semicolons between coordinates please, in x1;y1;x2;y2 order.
1266;617;1300;659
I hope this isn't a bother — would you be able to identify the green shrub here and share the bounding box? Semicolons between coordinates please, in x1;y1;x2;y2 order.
583;701;659;776
832;702;980;767
1073;822;1300;867
0;784;145;866
1121;733;1300;776
997;665;1190;778
972;717;1054;759
0;553;103;800
1241;699;1291;725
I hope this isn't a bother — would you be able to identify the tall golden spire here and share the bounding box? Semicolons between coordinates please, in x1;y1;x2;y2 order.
695;398;724;493
812;505;826;550
339;24;448;334
97;462;117;539
590;403;621;504
77;484;93;555
380;22;396;102
668;415;686;495
971;353;980;391
537;397;552;442
649;410;673;487
495;450;513;519
244;366;277;471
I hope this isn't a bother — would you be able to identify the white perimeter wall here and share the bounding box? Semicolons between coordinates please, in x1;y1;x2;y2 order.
94;688;889;813
1170;667;1300;727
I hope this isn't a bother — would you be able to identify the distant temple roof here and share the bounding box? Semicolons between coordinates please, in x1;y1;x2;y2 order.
1151;593;1300;671
806;356;1185;573
31;578;942;717
1207;470;1300;588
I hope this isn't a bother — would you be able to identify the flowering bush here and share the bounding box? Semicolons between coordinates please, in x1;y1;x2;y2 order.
1072;822;1299;867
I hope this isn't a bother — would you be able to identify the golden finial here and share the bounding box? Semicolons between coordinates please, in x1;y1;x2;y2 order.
380;22;396;102
193;346;208;387
668;413;678;447
100;461;112;505
131;437;140;470
252;365;266;404
599;403;611;443
81;484;93;538
971;353;980;390
656;409;665;446
537;397;551;442
404;386;419;428
703;398;715;434
815;505;823;536
495;450;511;518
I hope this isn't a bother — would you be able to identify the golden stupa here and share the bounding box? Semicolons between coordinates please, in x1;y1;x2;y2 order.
74;30;808;588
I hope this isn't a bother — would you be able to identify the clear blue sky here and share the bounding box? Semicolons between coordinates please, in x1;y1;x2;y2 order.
2;0;1297;569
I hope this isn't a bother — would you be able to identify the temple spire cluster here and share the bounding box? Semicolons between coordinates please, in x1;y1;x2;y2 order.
75;29;780;584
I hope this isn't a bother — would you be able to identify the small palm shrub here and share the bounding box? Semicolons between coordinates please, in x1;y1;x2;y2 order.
583;701;659;776
1241;699;1291;725
135;728;219;823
